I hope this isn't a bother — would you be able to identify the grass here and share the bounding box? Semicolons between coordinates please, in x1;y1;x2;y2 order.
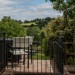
21;22;36;26
32;53;49;60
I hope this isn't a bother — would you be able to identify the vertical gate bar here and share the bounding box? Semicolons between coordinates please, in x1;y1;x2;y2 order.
49;40;51;73
50;40;54;73
18;51;19;65
45;40;47;73
49;54;51;73
45;41;49;73
17;37;19;65
61;41;64;74
24;36;25;72
1;33;3;71
32;44;34;72
53;41;55;74
64;43;66;65
0;38;3;72
45;58;46;73
41;37;42;73
7;36;9;69
46;55;48;73
32;53;34;72
7;37;9;68
11;37;13;68
7;37;8;69
3;32;6;69
31;45;32;64
15;37;16;71
19;37;21;72
27;37;29;71
6;37;8;69
37;43;38;73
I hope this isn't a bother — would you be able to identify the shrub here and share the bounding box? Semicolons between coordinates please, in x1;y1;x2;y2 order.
67;56;74;65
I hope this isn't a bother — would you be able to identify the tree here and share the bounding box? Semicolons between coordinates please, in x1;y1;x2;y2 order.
46;0;75;42
43;17;73;42
26;27;41;41
24;20;30;23
17;20;22;24
36;17;52;29
0;16;26;37
43;1;75;66
45;17;51;22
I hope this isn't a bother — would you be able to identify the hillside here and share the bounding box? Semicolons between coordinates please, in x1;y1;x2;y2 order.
21;22;37;27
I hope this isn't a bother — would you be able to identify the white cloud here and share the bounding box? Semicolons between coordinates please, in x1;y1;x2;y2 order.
0;0;63;21
30;3;53;11
0;0;15;5
37;3;53;9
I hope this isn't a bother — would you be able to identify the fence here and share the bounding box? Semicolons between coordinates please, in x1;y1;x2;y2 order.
0;32;64;75
53;40;64;74
48;39;64;75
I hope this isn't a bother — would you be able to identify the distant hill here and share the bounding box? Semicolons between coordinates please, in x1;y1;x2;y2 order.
21;17;53;28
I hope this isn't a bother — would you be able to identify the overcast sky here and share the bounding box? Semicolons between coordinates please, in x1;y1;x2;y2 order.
0;0;63;21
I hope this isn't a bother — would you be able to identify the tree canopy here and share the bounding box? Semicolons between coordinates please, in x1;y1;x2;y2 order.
43;17;73;41
45;0;75;42
26;27;41;41
0;16;26;37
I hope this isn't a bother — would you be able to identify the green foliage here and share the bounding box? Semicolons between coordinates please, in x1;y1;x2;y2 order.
23;17;52;29
49;0;75;29
35;17;52;29
44;0;75;62
67;56;74;65
45;0;56;2
21;22;36;26
32;53;48;60
67;48;73;53
26;27;41;41
0;16;26;37
42;39;49;56
43;17;73;41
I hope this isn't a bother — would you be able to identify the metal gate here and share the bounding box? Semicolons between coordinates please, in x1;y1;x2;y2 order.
53;39;64;74
0;32;64;75
48;39;64;75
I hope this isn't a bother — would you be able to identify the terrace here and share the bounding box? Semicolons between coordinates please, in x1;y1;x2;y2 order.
0;35;75;75
0;36;54;75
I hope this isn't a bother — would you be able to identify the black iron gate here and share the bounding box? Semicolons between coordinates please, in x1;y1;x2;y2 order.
0;33;7;72
0;32;64;75
48;39;64;75
53;40;63;74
